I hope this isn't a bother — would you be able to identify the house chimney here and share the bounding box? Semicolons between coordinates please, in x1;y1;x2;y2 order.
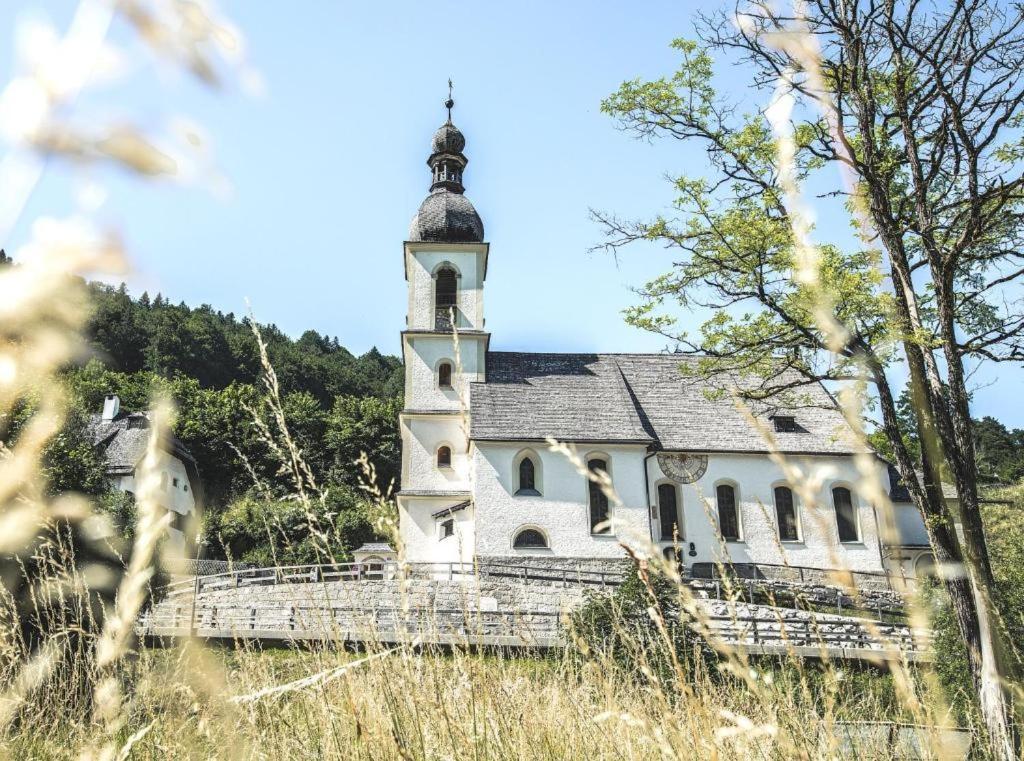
102;394;120;422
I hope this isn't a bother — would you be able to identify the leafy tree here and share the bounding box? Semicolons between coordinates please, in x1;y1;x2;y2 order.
596;3;1024;752
325;395;402;492
2;396;108;498
973;418;1024;485
212;486;377;566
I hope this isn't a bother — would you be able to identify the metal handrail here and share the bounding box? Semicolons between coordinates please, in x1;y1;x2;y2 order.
162;560;627;598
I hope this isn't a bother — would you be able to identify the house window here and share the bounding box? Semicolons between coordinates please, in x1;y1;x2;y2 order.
437;446;452;468
587;458;610;534
717;484;740;541
773;416;797;433
438;361;453;388
657;483;680;541
172;477;179;488
832;486;859;542
513;528;548;549
774;486;799;541
440;519;454;539
183;484;189;493
516;456;540;496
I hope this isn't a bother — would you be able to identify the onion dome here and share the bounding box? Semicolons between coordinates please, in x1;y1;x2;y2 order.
408;89;484;243
431;122;465;155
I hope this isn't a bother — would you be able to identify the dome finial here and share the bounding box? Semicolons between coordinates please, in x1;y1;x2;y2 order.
445;78;454;122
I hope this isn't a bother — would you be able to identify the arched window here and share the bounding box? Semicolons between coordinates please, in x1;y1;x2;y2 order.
774;486;799;541
657;483;680;541
587;458;610;534
717;484;740;541
832;486;859;542
435;265;457;329
516;456;540;496
437;446;452;468
438;361;453;389
513;528;548;549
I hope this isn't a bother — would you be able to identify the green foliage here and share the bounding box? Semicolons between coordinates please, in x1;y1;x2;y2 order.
570;562;716;687
212;485;378;566
95;490;138;541
85;282;403;404
1;396;109;497
972;418;1024;485
925;490;1024;721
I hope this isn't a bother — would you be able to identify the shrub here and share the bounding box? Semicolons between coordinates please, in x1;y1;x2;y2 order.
569;560;717;688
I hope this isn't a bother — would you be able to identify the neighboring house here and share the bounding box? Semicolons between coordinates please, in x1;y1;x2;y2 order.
395;102;904;577
89;394;201;550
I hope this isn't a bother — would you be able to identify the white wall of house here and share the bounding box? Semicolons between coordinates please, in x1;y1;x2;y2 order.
400;499;475;565
472;442;652;558
645;453;886;573
465;444;888;573
113;452;196;550
401;415;471;491
404;334;484;410
404;243;487;331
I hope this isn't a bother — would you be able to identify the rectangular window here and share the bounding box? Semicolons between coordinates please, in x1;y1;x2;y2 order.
717;484;740;541
587;458;610;534
440;519;454;540
774;486;799;541
172;477;179;488
833;487;859;542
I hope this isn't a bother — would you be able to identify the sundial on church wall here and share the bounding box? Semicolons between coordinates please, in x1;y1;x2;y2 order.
657;453;709;484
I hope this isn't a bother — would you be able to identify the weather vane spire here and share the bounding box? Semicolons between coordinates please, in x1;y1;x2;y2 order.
445;78;454;122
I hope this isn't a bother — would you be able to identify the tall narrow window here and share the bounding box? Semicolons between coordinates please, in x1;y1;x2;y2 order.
658;483;680;541
516;457;540;496
437;446;452;468
435;266;457;329
833;487;859;542
717;484;740;541
438;362;453;388
774;486;799;541
587;458;610;534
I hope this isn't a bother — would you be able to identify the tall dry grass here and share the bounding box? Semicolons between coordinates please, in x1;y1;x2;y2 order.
0;1;1003;760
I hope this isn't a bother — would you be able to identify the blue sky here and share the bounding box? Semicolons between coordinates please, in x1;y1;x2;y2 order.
2;0;1022;427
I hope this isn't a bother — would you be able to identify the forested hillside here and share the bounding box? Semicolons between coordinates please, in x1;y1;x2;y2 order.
59;282;404;562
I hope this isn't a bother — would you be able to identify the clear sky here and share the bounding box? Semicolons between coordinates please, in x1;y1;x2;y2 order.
2;0;1022;427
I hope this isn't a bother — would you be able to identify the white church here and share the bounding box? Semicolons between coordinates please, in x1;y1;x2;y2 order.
392;99;931;580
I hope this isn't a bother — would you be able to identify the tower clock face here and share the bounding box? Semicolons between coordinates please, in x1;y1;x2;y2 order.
657;453;708;484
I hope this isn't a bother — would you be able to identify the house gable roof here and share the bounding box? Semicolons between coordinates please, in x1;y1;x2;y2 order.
470;352;866;455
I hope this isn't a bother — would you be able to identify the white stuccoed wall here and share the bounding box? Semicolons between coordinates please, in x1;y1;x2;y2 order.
401;500;475;564
401;416;471;491
472;442;652;557
399;242;488;565
117;452;196;550
405;244;486;331
645;453;887;573
404;334;484;410
468;444;888;572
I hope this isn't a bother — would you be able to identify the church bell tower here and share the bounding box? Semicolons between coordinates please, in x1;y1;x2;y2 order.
397;89;488;564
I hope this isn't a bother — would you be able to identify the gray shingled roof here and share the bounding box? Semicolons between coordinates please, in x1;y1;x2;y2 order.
88;412;196;476
470;352;866;455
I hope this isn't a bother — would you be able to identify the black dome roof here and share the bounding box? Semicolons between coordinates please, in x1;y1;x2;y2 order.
409;190;484;243
431;122;465;155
